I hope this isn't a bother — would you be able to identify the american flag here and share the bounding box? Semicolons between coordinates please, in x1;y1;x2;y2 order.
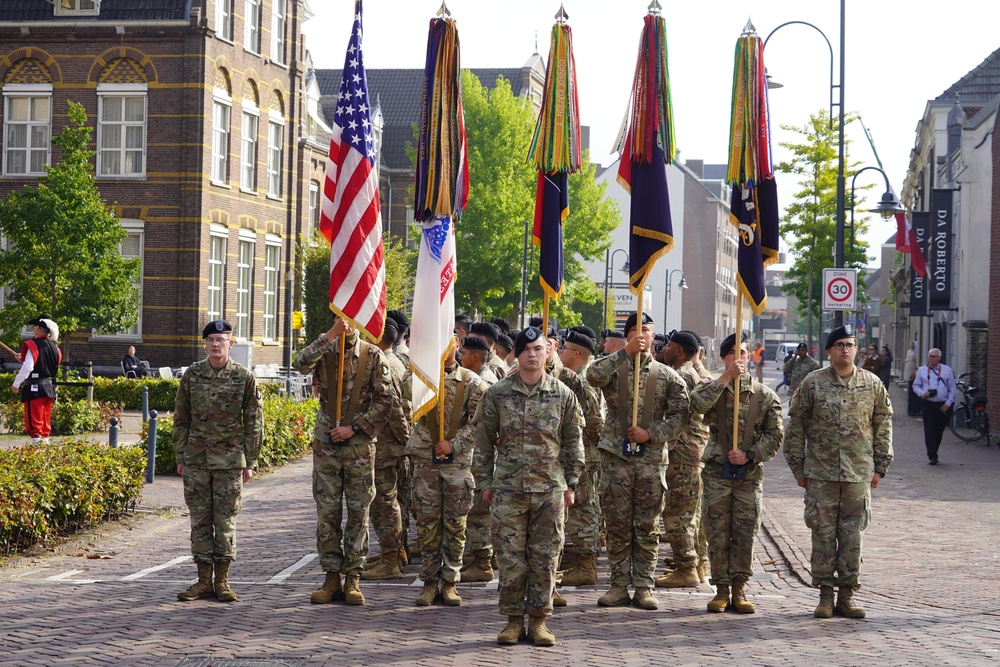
318;0;386;341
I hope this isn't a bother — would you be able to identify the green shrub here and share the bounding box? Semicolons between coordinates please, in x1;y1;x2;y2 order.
0;399;120;436
0;438;145;557
140;396;317;474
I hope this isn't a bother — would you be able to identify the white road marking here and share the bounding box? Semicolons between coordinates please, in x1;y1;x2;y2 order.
47;570;85;580
120;555;192;581
267;553;318;583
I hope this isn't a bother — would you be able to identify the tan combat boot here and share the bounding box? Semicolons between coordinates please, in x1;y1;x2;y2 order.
497;615;525;645
343;573;365;605
632;587;660;610
552;588;568;607
597;586;632;607
654;566;700;588
707;584;730;613
527;615;556;647
814;585;835;618
415;580;438;607
440;581;462;606
560;555;598;586
836;586;866;618
697;561;708;583
309;571;342;604
731;578;755;614
177;562;214;601
461;554;494;582
362;547;403;580
214;561;238;602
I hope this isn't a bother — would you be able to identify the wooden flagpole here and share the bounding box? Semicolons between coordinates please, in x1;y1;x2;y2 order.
335;333;346;427
0;340;18;358
438;338;452;442
732;297;742;451
631;291;644;431
542;293;550;342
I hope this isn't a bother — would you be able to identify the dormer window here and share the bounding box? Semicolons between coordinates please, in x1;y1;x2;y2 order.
55;0;100;16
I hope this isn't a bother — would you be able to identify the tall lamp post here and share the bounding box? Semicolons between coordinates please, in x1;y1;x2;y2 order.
603;248;629;329
663;268;688;332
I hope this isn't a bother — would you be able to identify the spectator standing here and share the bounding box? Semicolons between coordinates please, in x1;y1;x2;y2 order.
878;346;893;388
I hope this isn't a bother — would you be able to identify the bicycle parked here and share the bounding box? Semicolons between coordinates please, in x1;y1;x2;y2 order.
949;373;992;445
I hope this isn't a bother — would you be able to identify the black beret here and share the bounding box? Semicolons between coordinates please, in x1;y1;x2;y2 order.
682;330;704;349
624;312;654;335
797;342;808;350
564;329;596;354
202;320;233;338
387;309;409;329
514;326;543;357
668;330;700;356
383;317;399;336
720;331;749;357
460;336;490;353
490;317;511;334
604;329;626;340
571;325;597;340
455;314;472;325
825;324;854;350
528;316;558;337
469;321;498;342
496;333;514;353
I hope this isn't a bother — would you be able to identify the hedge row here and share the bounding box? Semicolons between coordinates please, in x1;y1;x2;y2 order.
0;438;146;557
0;399;120;436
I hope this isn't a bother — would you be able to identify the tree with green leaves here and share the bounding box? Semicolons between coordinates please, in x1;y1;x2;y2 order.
0;101;141;364
456;70;620;325
775;110;871;352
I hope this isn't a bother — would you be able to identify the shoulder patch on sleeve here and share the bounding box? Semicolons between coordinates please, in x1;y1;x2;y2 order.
381;362;390;377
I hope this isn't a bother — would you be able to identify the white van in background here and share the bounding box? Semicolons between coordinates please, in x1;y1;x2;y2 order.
775;343;799;371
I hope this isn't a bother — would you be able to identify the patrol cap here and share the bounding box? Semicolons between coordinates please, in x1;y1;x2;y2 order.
387;309;409;330
825;324;854;350
720;331;749;357
514;326;544;357
490;317;511;334
604;329;626;340
202;320;233;339
496;333;514;354
469;321;499;342
461;335;490;353
563;329;596;354
667;329;700;356
624;312;654;335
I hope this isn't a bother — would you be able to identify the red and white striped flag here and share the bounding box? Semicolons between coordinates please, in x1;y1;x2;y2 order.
318;0;385;341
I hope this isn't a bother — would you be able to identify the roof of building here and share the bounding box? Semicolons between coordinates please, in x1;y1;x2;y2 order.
0;0;191;22
937;46;1000;102
317;67;529;170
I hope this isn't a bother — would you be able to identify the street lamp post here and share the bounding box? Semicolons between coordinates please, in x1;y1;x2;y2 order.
603;248;629;329
663;268;688;332
848;166;906;256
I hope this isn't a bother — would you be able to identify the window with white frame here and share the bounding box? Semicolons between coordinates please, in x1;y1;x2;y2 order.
2;85;51;176
267;112;284;197
208;226;227;321
55;0;98;15
212;89;232;184
235;232;255;339
215;0;233;41
271;0;286;65
240;102;258;191
244;0;261;53
97;84;147;177
307;181;320;238
263;235;281;342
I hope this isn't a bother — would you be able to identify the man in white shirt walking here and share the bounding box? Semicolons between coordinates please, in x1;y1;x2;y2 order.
911;348;957;465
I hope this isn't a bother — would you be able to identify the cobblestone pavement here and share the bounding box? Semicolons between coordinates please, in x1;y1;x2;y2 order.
1;379;999;666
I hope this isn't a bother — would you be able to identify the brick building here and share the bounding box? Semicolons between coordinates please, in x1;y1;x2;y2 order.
0;0;320;371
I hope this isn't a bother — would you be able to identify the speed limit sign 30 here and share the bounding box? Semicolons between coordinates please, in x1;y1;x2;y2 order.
822;268;857;311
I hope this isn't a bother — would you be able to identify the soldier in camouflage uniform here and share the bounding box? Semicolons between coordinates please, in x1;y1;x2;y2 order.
363;318;412;580
174;320;263;603
407;339;488;607
555;327;604;587
587;313;689;611
655;330;711;588
386;309;413;557
473;327;584;647
692;333;783;614
295;317;392;606
470;321;509;380
786;343;820;394
459;334;499;582
784;325;893;619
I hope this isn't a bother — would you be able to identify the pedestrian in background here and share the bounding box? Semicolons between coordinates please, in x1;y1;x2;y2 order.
904;341;920;417
861;344;882;377
911;348;956;465
784;324;893;619
12;316;61;444
787;343;820;396
878;346;893;388
173;320;263;603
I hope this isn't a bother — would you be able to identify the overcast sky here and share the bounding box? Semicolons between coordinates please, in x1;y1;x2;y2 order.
304;0;999;265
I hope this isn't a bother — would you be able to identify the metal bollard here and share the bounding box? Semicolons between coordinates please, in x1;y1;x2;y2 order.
109;417;119;449
146;410;158;484
141;386;149;422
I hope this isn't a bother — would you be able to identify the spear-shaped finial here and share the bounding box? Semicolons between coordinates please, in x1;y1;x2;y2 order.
743;17;756;34
555;2;569;23
647;0;662;14
436;1;451;18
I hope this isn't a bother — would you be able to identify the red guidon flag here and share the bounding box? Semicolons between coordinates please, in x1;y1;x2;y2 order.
895;207;927;277
318;0;386;341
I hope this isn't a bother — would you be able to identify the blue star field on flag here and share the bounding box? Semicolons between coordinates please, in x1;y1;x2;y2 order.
335;8;375;166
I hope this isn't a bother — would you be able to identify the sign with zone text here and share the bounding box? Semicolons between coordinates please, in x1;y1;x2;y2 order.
822;268;857;311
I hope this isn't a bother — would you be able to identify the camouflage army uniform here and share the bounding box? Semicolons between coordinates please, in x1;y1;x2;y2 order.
784;365;893;588
692;375;783;586
369;349;412;560
463;365;499;564
391;340;413;537
173;359;263;564
294;332;391;576
556;364;604;560
487;351;508;380
408;365;488;584
472;373;584;618
587;348;690;589
787;354;821;393
663;360;711;570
